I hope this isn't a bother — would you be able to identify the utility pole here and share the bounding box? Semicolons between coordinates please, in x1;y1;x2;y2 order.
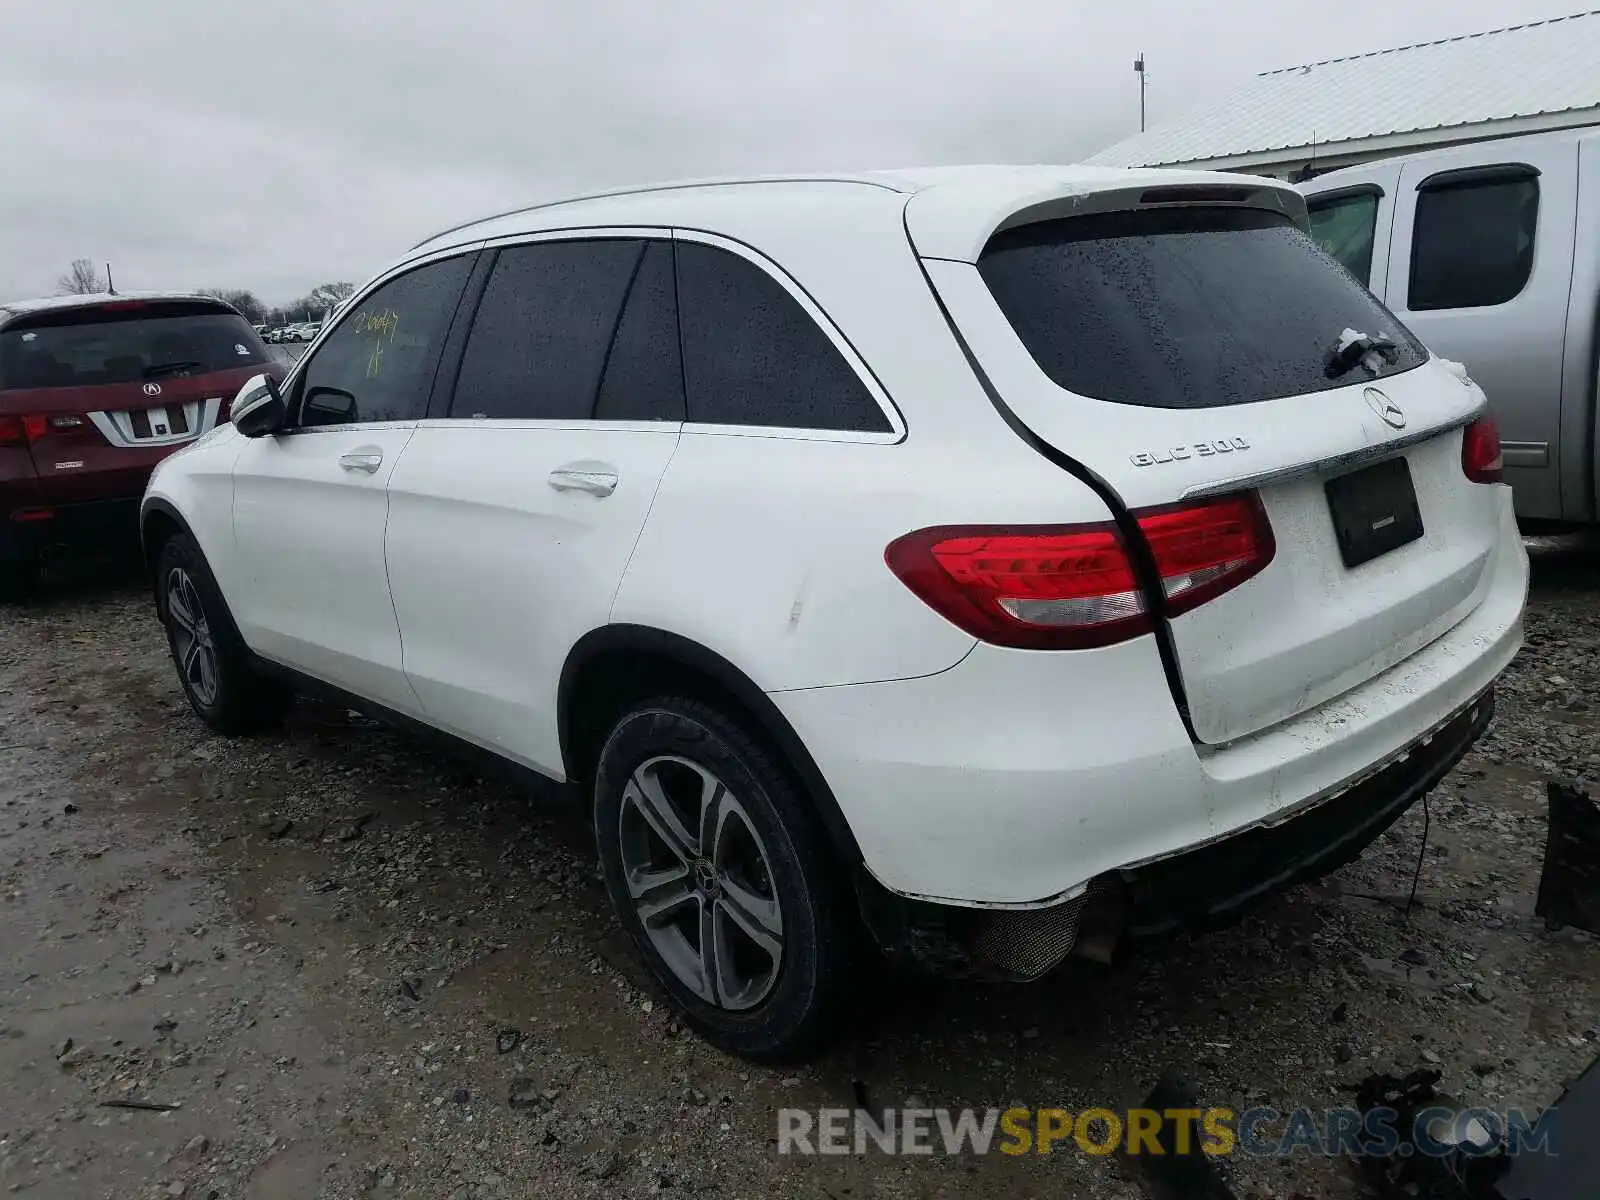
1134;53;1147;132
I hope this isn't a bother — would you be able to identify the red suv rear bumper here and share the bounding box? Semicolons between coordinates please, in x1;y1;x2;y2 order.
2;486;148;566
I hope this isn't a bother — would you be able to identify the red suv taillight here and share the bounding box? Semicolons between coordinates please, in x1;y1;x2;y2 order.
1461;414;1503;484
21;413;90;441
885;494;1275;649
0;415;25;447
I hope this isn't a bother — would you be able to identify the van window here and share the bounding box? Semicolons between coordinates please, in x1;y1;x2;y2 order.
978;207;1427;410
1408;175;1538;311
674;242;890;432
1308;192;1379;286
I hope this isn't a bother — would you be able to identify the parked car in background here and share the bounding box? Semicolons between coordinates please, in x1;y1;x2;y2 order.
1;292;279;599
1300;126;1599;529
143;167;1525;1059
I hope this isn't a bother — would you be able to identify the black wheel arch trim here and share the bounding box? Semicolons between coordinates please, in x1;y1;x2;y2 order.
139;496;194;599
558;624;864;865
138;498;250;651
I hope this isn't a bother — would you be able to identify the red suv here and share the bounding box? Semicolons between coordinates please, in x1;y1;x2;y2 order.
0;292;283;599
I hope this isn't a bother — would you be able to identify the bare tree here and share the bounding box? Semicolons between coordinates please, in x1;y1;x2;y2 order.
199;288;267;324
308;281;356;309
57;258;106;295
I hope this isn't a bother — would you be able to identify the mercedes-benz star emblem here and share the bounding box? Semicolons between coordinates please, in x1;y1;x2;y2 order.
1364;387;1405;430
142;382;162;397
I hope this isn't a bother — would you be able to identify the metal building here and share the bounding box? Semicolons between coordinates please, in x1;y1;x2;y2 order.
1086;11;1600;181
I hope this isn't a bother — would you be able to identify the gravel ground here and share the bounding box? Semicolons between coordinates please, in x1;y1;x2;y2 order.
1;535;1597;1199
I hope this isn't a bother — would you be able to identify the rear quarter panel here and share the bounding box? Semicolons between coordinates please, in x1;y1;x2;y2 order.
610;200;1126;691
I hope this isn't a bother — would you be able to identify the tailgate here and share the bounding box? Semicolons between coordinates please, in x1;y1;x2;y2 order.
915;192;1503;745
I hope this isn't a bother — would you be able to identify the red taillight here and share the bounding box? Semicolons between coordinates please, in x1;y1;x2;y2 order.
885;494;1274;649
0;415;24;447
20;413;89;442
1138;494;1276;617
1461;414;1503;484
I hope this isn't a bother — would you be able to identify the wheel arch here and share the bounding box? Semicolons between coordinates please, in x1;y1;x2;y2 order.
139;497;192;593
558;624;863;865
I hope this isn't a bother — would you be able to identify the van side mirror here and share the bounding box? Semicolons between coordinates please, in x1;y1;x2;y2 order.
231;374;288;438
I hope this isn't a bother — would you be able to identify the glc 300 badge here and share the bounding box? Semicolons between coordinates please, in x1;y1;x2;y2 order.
1130;437;1250;467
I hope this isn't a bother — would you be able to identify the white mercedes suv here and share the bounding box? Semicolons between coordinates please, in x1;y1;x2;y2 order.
141;167;1527;1061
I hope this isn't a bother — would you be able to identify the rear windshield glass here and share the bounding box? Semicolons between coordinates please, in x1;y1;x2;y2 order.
0;302;268;390
978;207;1426;409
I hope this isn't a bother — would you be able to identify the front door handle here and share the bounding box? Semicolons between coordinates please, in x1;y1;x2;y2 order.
339;449;383;474
548;467;619;497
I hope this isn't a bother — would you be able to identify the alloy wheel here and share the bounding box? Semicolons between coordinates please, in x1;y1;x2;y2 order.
617;754;785;1011
166;567;219;708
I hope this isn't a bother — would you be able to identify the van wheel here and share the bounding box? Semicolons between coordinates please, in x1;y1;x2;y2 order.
156;532;291;734
593;696;854;1063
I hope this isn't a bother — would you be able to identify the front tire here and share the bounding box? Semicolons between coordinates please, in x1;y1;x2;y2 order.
156;532;290;734
593;696;855;1062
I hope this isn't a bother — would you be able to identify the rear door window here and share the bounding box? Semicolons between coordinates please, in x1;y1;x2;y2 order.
595;241;686;422
977;207;1427;410
451;239;642;421
1307;191;1379;285
1408;172;1538;311
674;241;890;432
0;302;268;390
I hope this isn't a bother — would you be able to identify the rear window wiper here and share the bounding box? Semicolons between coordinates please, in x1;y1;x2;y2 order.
142;359;202;380
1325;329;1398;379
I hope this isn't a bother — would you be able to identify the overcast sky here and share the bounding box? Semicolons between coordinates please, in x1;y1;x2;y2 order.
0;0;1578;306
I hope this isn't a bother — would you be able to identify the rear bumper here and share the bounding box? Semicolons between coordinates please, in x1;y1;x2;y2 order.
858;689;1492;978
775;489;1525;969
2;495;142;563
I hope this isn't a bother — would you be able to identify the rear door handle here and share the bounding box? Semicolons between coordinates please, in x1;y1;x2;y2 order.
339;449;383;474
548;467;619;497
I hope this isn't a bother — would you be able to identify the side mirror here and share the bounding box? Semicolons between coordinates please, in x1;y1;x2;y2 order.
231;373;288;438
302;386;359;427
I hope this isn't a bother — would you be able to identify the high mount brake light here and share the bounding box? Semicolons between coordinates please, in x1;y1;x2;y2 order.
885;494;1275;649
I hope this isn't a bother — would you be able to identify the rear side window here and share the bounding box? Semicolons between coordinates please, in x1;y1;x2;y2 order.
1308;191;1379;285
674;242;890;432
452;240;642;421
978;207;1427;410
0;302;268;390
1408;173;1538;311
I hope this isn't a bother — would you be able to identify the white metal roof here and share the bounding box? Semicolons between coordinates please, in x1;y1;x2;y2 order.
0;290;223;326
409;163;1301;263
1087;11;1600;171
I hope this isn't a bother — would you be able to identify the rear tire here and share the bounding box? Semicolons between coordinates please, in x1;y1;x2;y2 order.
0;556;38;604
156;532;291;734
593;696;856;1063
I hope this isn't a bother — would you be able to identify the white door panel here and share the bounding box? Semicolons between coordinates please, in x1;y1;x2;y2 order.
231;425;420;710
385;421;681;775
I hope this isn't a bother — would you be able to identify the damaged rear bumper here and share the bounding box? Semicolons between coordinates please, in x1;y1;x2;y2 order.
858;689;1494;980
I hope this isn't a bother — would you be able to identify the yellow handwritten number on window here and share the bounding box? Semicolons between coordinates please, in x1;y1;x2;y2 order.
354;309;401;379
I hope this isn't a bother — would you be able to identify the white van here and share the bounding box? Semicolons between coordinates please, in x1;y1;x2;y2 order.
1300;126;1600;528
